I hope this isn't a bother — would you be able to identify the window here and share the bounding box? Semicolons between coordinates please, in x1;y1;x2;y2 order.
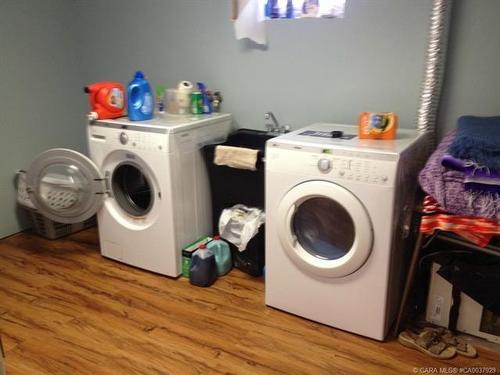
262;0;346;19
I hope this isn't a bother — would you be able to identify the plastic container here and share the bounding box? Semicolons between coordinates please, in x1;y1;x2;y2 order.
127;71;154;121
181;236;212;278
165;89;191;115
84;82;125;120
166;89;179;114
189;244;217;287
202;129;275;277
358;112;398;140
207;235;232;276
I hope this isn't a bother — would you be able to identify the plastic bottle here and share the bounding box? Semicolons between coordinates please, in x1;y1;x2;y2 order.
84;82;125;120
286;0;294;18
127;71;154;121
207;235;232;276
197;82;212;114
270;0;279;18
189;244;217;287
156;85;166;114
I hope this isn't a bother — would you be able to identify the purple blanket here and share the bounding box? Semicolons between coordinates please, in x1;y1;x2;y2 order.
441;154;500;194
419;132;500;220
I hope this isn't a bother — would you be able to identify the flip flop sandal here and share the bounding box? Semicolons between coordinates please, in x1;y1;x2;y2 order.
423;328;477;358
398;329;457;359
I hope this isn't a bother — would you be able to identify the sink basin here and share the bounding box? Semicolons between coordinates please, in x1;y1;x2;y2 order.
225;128;276;149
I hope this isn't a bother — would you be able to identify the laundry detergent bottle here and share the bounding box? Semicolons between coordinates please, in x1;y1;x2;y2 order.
84;82;125;120
207;235;232;276
189;244;217;287
127;71;154;121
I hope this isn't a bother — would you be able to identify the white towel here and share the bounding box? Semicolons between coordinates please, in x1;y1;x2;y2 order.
214;145;258;171
233;0;267;45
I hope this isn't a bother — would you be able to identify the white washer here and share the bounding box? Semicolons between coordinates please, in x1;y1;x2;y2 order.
24;113;231;277
265;123;427;340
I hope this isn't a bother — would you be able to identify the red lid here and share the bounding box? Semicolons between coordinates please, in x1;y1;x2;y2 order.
199;243;207;249
213;235;221;241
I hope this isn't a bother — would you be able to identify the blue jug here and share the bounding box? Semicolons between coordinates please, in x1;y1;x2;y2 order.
207;235;232;276
189;244;217;287
127;71;154;121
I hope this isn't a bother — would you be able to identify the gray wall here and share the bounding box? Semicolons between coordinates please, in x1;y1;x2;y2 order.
2;0;499;237
75;0;431;129
438;0;500;136
0;0;87;238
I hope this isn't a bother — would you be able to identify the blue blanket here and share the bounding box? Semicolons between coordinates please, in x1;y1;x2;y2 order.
448;115;500;171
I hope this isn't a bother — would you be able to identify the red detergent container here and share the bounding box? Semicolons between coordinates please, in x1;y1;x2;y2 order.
84;82;126;120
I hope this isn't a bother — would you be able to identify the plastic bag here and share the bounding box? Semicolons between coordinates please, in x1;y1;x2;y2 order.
219;204;265;252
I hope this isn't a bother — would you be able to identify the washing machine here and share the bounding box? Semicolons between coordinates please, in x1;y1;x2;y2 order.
265;123;427;340
23;113;231;277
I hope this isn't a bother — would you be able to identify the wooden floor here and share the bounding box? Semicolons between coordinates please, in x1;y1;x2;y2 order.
0;229;498;375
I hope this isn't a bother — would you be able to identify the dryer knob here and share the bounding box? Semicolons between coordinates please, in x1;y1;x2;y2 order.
317;158;331;172
119;132;128;145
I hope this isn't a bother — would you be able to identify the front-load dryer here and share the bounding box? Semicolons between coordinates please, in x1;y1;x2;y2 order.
265;123;427;340
24;113;231;277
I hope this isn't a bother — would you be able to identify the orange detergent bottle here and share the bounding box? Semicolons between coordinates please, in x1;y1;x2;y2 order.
84;82;126;120
358;112;398;140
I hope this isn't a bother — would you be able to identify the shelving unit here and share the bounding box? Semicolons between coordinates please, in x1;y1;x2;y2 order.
393;206;500;336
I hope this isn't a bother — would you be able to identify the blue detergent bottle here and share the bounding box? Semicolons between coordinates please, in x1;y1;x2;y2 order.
189;244;217;287
127;71;154;121
207;235;232;276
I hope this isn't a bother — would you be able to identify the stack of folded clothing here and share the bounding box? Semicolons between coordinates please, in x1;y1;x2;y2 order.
419;115;500;222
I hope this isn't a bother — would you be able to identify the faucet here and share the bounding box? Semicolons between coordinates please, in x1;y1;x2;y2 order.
264;112;290;134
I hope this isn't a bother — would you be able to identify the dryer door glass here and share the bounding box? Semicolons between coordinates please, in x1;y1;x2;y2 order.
293;197;355;260
277;180;373;278
112;162;154;217
25;148;105;224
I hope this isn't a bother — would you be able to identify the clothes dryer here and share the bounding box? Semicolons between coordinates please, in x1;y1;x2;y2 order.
265;124;427;340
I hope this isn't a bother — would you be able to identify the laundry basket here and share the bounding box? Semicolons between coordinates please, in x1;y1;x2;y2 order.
203;129;275;276
16;171;96;239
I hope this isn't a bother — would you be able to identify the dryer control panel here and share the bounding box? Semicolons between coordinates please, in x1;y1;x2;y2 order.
267;143;397;187
312;154;391;185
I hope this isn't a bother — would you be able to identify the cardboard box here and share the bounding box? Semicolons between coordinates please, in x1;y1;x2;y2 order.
426;262;500;344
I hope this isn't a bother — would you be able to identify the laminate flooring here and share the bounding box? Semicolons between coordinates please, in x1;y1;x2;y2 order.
0;229;498;374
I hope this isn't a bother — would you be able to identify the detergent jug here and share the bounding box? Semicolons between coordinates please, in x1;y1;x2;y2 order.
84;82;125;120
189;244;217;287
207;235;232;276
127;71;154;121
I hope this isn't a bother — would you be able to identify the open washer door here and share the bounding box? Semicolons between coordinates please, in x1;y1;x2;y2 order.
25;148;106;224
277;180;373;278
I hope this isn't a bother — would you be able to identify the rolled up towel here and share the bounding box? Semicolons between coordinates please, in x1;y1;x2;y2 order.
214;145;258;171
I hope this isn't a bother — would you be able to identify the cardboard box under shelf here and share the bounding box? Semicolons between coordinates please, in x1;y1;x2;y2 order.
426;262;500;344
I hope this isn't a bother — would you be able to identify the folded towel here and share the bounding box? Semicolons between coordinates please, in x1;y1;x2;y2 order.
214;145;258;171
448;115;500;170
419;131;500;220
